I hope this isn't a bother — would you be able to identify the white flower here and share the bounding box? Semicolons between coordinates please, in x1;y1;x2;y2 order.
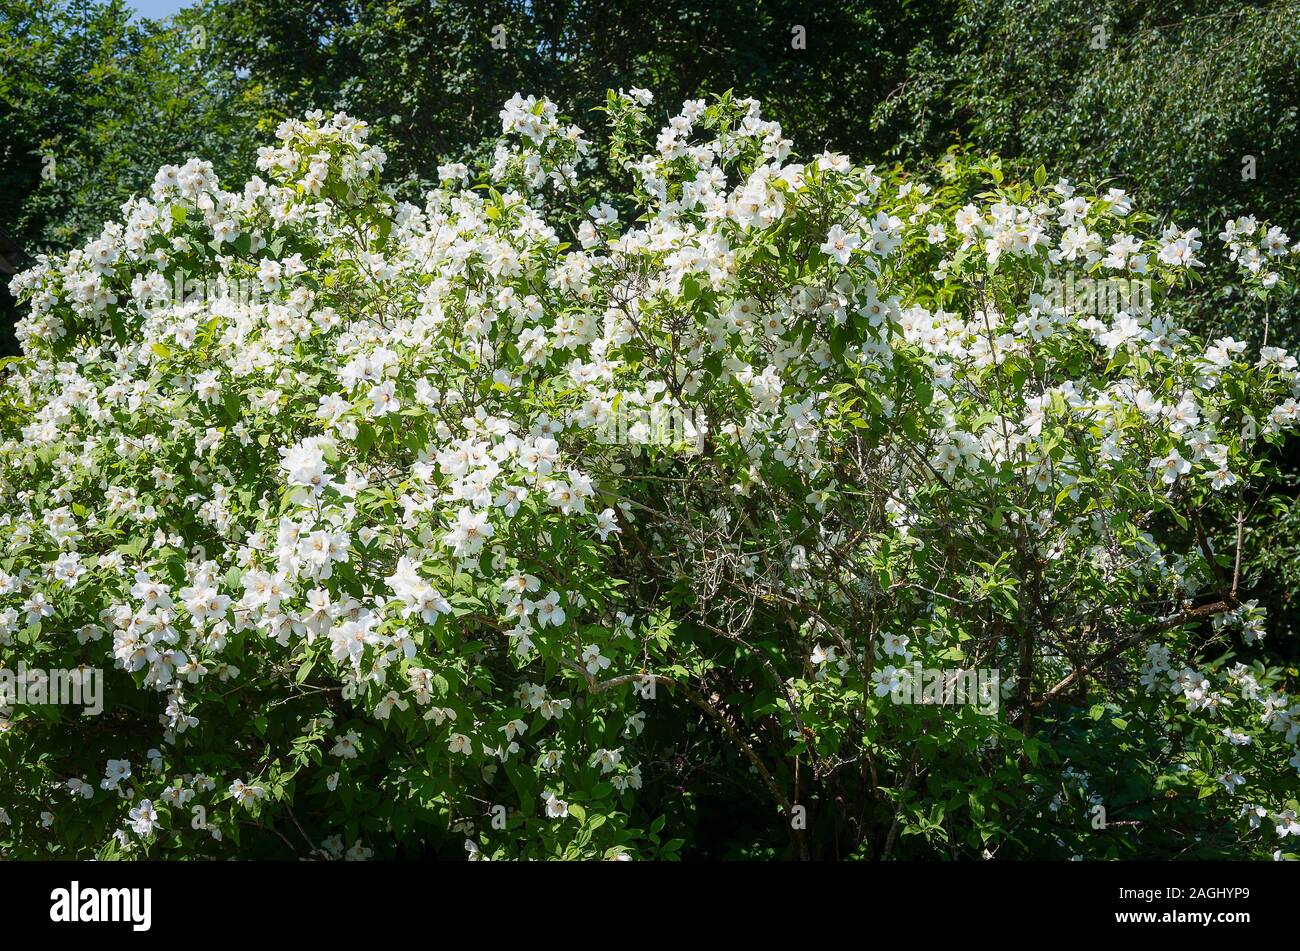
542;791;569;819
532;591;566;628
1216;772;1245;794
128;799;161;837
1276;810;1300;838
1149;449;1190;485
443;508;494;558
368;381;400;416
229;779;266;809
820;224;860;265
881;632;910;658
872;665;906;698
331;731;360;759
374;690;409;719
102;759;132;791
580;644;610;676
594;508;621;541
345;839;373;861
194;370;222;403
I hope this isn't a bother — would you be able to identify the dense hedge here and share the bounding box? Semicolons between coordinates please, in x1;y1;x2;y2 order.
2;93;1299;858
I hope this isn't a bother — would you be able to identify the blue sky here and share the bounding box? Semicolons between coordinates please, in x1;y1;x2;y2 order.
128;0;195;20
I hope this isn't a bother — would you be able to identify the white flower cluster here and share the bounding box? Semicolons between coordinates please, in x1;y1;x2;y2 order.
2;89;1299;859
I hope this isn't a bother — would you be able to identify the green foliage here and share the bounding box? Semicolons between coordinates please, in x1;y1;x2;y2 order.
3;1;1300;860
2;94;1298;859
886;0;1300;346
0;0;271;353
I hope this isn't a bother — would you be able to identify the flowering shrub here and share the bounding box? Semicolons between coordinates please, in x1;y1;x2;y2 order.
2;89;1299;860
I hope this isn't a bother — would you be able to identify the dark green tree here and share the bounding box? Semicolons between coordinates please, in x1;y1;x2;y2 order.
0;0;269;352
190;0;949;184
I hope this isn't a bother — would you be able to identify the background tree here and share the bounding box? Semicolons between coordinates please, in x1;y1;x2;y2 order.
187;0;945;184
881;0;1300;346
0;0;269;353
